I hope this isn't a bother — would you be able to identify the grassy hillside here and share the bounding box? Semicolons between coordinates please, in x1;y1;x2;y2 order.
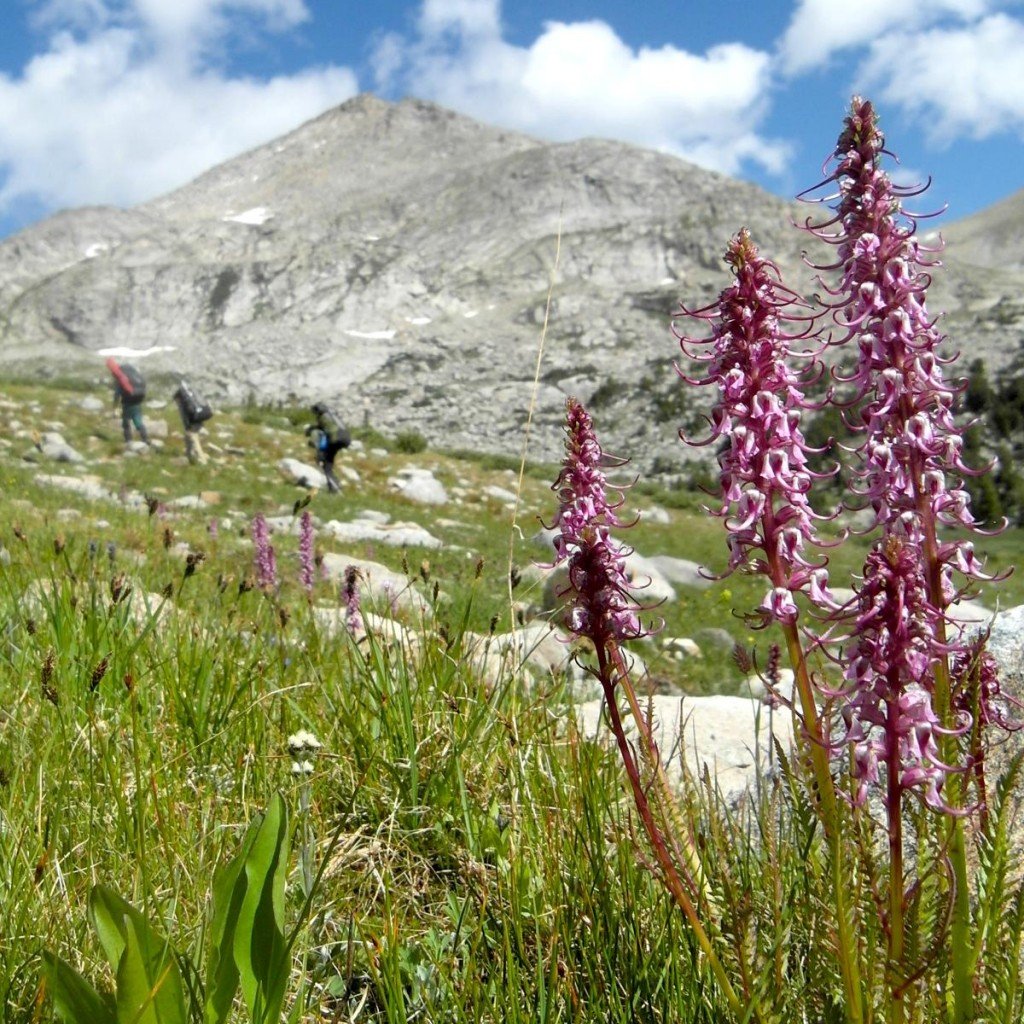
2;380;1023;1022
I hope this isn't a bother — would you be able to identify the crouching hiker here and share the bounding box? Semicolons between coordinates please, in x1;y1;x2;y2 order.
305;402;351;493
173;379;213;465
106;357;149;445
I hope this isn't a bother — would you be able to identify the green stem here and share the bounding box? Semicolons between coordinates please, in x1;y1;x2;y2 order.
886;694;906;1024
782;622;865;1024
596;643;755;1023
915;493;975;1023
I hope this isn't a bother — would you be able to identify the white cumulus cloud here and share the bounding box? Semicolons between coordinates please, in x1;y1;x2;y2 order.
778;0;991;75
858;14;1024;141
373;1;789;178
0;0;356;221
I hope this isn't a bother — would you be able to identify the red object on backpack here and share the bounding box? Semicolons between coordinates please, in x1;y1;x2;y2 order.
106;357;135;396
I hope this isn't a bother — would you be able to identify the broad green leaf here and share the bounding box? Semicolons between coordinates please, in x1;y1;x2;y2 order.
204;815;261;1024
114;915;188;1024
89;886;137;973
42;952;116;1024
232;794;291;1024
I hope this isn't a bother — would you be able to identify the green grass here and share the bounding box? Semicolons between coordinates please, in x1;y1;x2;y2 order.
2;380;1023;1022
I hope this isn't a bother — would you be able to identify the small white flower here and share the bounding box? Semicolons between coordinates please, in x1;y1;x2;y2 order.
287;730;322;756
291;760;315;776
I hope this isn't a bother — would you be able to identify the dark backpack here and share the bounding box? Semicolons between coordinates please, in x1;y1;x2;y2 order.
177;381;213;425
121;364;147;401
320;407;351;449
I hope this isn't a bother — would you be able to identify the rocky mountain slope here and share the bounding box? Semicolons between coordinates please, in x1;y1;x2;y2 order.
2;94;1022;473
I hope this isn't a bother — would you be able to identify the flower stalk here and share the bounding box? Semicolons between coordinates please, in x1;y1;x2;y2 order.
551;397;752;1020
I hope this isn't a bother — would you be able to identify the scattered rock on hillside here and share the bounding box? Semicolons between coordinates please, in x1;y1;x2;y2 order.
662;636;702;660
277;458;328;489
542;550;677;615
391;467;449;505
34;473;113;502
640;505;671;525
973;603;1024;702
322;517;442;549
575;693;794;807
319;553;427;613
462;620;593;696
694;627;735;653
31;432;86;464
483;484;518;504
622;552;677;603
644;554;710;590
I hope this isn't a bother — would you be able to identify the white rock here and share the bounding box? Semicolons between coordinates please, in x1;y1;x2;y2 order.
644;555;710;590
319;554;427;614
34;473;112;502
483;485;519;503
662;636;702;660
278;458;328;489
575;693;793;807
354;509;391;524
742;668;796;704
640;505;672;525
390;467;448;505
321;518;442;549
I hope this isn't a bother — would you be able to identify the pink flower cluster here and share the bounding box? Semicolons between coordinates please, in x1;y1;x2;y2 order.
675;229;835;625
810;97;979;544
251;512;278;590
839;527;965;811
342;564;362;636
299;510;315;593
551;398;641;648
671;99;1016;817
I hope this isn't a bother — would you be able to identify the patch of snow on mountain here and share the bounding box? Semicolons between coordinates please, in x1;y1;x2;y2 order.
344;329;396;340
406;316;432;325
223;207;274;226
97;345;176;358
84;243;108;258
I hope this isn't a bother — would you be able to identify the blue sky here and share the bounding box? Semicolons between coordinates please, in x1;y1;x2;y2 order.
0;0;1022;239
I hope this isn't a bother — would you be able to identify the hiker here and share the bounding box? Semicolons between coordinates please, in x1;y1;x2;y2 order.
106;357;149;444
172;379;213;465
305;402;351;493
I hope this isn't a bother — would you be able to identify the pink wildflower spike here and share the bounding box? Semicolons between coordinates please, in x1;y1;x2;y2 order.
674;229;835;623
807;97;994;580
342;564;363;636
251;512;278;591
550;398;644;651
841;528;971;811
298;510;315;593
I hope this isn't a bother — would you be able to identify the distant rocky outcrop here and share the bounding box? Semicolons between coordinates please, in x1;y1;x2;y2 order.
1;95;1021;474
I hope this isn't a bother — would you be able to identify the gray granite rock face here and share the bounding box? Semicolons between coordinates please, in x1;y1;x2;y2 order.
17;94;1018;476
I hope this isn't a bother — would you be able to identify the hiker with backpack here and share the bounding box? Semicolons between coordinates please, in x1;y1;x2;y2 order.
172;379;213;465
305;402;351;493
106;357;150;445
